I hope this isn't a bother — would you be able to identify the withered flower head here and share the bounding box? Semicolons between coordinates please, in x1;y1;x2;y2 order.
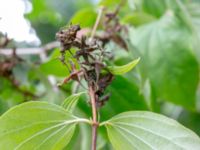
56;24;115;107
56;24;81;51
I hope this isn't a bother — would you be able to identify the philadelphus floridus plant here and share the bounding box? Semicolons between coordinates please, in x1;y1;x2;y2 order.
0;5;200;150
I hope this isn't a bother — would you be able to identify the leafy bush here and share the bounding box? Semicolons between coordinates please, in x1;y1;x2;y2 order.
0;0;200;149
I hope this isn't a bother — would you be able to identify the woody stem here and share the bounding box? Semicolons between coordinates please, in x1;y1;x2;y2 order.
89;84;98;150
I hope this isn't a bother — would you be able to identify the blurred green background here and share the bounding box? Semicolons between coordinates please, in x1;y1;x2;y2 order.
0;0;200;149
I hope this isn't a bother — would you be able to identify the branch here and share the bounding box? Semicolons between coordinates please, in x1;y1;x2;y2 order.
0;41;60;93
0;41;60;56
90;6;104;40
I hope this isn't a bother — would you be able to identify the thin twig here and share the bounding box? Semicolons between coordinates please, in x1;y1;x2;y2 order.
90;6;104;40
0;41;59;56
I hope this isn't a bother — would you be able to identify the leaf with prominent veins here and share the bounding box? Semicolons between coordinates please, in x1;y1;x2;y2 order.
0;101;90;150
101;111;200;150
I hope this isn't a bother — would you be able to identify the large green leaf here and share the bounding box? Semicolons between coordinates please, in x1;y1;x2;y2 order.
129;14;199;110
102;111;200;150
0;101;89;150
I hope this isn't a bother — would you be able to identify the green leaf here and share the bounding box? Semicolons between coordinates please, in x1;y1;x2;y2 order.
39;49;69;77
99;0;121;7
174;0;200;62
141;0;167;18
107;58;140;75
26;0;58;24
122;12;156;26
25;0;64;43
178;110;200;136
99;76;148;120
40;48;79;77
62;92;86;112
0;101;89;150
65;122;92;150
102;111;200;150
0;99;9;115
40;58;69;77
70;8;97;27
77;76;148;121
129;14;199;110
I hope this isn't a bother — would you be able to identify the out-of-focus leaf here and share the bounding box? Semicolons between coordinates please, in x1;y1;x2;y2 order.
178;110;200;136
26;0;95;43
0;77;25;105
0;101;89;150
129;14;199;110
25;0;62;43
98;0;121;7
13;64;29;85
186;2;200;34
100;76;148;120
122;12;156;26
40;58;69;77
140;79;159;112
107;58;140;75
70;8;97;27
37;88;66;105
65;123;92;150
62;92;86;112
102;111;200;150
173;0;200;62
0;99;9;115
26;0;59;24
40;48;78;77
141;0;167;18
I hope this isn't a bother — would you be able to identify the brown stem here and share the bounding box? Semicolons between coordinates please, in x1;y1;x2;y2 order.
89;84;98;150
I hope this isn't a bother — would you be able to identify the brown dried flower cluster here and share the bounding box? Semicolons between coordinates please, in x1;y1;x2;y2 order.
56;24;114;107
